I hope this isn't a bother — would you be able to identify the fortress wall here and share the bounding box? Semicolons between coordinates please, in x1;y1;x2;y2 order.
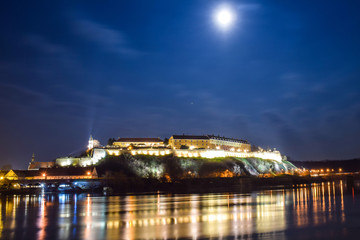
57;148;282;167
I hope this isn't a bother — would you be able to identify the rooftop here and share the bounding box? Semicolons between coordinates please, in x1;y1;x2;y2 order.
208;135;249;144
115;138;163;143
171;134;249;143
171;135;210;140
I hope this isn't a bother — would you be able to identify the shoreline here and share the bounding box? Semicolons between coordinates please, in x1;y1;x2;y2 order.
1;174;357;195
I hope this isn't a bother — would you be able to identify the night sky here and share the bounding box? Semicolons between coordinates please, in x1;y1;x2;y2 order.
1;0;360;168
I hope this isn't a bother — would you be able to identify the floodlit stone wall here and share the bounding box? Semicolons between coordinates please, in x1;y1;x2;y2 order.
128;149;283;163
56;148;106;167
57;147;283;167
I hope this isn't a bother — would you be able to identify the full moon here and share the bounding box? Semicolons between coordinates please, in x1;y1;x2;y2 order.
213;4;236;31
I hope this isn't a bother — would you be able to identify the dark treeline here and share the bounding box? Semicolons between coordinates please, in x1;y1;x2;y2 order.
293;159;360;172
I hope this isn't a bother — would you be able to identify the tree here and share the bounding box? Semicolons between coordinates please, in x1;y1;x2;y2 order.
0;164;12;170
107;138;116;146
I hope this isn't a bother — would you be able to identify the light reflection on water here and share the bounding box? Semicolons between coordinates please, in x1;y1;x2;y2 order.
0;181;360;239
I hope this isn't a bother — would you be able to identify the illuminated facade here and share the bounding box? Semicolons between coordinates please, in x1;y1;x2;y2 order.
1;167;97;180
28;153;55;170
128;148;283;162
169;135;251;152
169;135;210;149
56;148;106;167
113;138;164;148
88;135;101;150
55;134;284;167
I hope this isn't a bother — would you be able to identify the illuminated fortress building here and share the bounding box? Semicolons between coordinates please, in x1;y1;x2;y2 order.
54;134;285;168
169;134;251;152
113;137;164;148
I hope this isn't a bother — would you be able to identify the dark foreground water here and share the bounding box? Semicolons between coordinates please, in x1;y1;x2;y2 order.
1;181;360;240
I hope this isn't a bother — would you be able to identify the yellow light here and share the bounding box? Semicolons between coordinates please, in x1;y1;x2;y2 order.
42;173;46;177
87;171;91;175
339;168;343;172
0;176;3;180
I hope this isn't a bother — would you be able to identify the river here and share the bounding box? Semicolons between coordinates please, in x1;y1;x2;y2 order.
0;180;360;239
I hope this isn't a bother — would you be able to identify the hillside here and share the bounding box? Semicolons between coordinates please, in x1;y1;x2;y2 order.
95;153;297;179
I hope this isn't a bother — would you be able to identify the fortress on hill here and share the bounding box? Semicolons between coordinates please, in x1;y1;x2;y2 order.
52;134;285;169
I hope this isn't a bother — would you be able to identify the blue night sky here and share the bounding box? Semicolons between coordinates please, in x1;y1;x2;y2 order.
1;0;360;168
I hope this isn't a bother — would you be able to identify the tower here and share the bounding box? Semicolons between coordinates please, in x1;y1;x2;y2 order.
88;135;94;150
28;153;36;170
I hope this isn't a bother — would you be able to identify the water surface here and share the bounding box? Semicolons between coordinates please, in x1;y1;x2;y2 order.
1;181;360;239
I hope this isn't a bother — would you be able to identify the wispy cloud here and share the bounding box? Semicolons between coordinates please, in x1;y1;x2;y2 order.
25;35;69;55
74;19;142;56
309;83;327;93
0;84;49;105
280;72;302;83
22;34;81;77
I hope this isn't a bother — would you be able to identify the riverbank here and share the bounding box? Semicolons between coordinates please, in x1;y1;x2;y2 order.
102;174;355;194
1;174;358;195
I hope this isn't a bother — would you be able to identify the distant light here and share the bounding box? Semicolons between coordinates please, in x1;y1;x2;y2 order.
213;4;236;31
42;173;46;177
87;171;91;175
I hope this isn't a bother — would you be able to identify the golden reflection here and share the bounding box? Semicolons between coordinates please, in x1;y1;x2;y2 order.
255;191;286;233
328;182;332;220
37;195;47;240
0;181;351;239
322;182;325;217
340;180;346;222
84;196;92;240
0;200;2;239
103;193;258;239
293;181;346;229
100;184;350;239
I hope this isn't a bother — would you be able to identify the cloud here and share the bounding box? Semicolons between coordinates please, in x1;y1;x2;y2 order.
51;101;89;117
280;72;301;82
74;19;141;56
309;84;327;93
261;110;306;156
18;34;84;80
0;84;49;105
262;110;286;126
0;82;116;120
237;3;261;11
174;88;225;116
281;92;298;99
25;35;69;55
